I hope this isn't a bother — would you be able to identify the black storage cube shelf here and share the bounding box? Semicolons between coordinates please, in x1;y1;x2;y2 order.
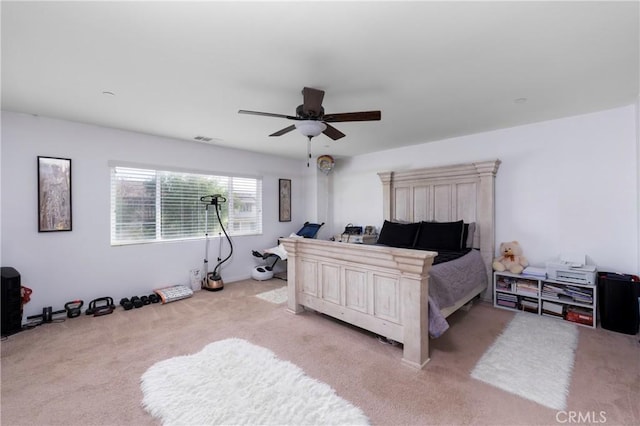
598;272;640;335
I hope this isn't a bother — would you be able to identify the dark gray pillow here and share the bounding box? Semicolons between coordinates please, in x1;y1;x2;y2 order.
414;220;464;251
377;220;420;248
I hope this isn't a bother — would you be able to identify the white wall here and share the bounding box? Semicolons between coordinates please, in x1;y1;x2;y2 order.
329;105;639;275
1;111;308;317
636;97;640;272
4;105;639;318
301;164;334;241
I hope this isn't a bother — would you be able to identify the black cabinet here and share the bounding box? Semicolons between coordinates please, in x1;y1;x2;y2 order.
598;272;640;335
1;267;23;336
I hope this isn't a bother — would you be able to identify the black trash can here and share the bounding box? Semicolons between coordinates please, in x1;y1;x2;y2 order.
598;272;640;335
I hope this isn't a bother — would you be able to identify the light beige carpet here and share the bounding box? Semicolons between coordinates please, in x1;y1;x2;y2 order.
1;279;638;425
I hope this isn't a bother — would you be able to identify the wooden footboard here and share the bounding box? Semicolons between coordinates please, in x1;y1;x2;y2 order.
281;237;436;369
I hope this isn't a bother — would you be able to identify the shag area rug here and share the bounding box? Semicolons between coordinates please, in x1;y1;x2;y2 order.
255;285;288;304
141;338;369;425
471;313;579;410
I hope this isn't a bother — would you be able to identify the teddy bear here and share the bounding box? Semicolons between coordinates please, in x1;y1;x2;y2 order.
493;241;529;274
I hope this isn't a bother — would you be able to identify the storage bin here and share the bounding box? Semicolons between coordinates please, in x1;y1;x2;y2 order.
598;272;640;335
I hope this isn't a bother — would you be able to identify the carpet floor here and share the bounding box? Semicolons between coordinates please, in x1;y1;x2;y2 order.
1;279;638;425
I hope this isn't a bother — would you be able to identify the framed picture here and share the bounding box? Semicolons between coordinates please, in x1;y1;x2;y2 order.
279;178;291;222
38;156;72;232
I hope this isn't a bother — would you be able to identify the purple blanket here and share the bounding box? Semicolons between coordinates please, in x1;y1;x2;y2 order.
428;249;488;337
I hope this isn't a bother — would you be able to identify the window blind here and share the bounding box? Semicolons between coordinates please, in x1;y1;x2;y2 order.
110;166;262;245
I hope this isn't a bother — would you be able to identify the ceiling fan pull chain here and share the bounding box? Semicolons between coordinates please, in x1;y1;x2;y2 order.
307;136;312;167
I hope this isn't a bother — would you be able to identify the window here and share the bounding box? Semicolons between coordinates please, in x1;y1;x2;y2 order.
110;166;262;245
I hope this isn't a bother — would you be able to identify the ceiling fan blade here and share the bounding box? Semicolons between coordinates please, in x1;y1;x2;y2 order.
323;111;381;122
302;87;325;117
238;110;298;120
269;125;296;137
322;123;346;141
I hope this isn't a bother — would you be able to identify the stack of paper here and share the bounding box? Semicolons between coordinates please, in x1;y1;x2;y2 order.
522;266;547;279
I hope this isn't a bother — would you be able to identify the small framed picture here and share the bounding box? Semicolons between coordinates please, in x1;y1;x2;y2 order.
279;178;291;222
38;156;72;232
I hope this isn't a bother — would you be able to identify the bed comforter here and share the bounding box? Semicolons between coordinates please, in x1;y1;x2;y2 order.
428;249;487;337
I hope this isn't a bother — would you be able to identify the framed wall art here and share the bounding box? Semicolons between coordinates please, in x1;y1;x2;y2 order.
38;156;72;232
279;178;291;222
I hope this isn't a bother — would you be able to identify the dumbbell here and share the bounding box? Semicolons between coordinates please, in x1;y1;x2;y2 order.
130;296;144;308
119;298;133;311
148;293;160;304
141;295;151;305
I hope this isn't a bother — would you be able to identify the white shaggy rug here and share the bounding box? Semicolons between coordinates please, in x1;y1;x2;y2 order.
255;286;288;304
471;313;579;410
140;338;369;425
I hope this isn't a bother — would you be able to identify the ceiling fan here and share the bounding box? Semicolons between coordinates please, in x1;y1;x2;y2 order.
238;87;381;141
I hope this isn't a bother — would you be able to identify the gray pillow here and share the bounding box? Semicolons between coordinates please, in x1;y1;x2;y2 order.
463;222;476;248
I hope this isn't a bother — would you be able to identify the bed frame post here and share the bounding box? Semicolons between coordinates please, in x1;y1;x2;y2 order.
378;171;393;221
281;239;303;314
473;160;501;302
399;269;431;368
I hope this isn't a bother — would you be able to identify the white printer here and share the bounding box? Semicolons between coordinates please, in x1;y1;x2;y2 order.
546;254;597;285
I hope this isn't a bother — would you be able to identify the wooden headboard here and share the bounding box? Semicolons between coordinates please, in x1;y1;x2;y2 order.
377;160;501;301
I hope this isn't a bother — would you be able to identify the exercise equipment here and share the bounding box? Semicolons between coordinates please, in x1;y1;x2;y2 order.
130;296;143;308
64;300;84;318
148;293;160;303
252;222;324;280
200;194;234;291
252;265;274;281
85;297;115;316
154;285;193;304
120;297;134;310
26;306;65;323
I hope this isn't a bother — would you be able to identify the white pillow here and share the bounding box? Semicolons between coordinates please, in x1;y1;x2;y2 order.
465;222;476;248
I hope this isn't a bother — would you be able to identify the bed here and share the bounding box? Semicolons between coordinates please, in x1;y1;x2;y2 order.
281;159;501;369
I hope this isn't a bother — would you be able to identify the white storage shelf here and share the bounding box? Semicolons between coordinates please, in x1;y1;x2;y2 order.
494;271;597;328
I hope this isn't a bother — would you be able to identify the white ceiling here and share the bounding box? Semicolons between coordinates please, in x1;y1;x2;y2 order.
2;1;638;160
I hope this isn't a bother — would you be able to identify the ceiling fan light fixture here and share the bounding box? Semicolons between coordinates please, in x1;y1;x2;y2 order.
295;120;326;137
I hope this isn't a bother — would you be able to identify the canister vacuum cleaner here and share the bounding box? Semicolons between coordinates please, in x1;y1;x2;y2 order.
200;194;234;291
